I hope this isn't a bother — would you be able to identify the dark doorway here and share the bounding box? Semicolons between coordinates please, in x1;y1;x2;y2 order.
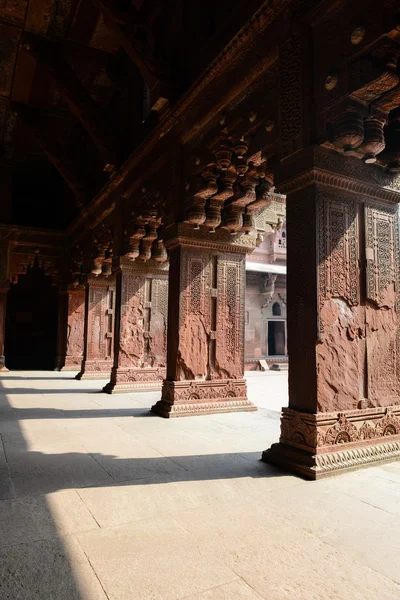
5;260;58;369
268;321;286;356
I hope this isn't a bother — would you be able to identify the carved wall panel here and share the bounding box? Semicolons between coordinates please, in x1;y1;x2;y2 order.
149;277;168;368
316;190;361;412
105;262;169;393
78;278;115;379
365;202;400;405
63;289;85;370
87;285;114;360
280;32;302;157
317;190;359;335
118;273;168;371
119;274;146;368
365;203;397;307
215;255;245;379
177;251;213;380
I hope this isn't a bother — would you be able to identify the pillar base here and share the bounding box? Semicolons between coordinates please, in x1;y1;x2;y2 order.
0;356;8;371
263;440;400;480
103;367;164;394
263;406;400;479
152;379;256;418
60;356;83;371
76;360;113;380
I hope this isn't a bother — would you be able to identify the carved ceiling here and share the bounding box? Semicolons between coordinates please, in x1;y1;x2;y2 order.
0;0;264;230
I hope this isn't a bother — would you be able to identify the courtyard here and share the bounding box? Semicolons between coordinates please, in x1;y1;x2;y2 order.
0;370;399;599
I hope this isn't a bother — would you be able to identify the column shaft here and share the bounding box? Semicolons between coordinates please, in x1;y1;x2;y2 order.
104;258;168;393
0;285;9;371
77;276;116;380
59;288;86;371
153;237;256;417
263;148;400;478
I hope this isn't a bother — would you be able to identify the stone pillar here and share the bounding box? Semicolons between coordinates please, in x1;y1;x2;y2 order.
56;287;86;371
76;275;116;380
152;224;256;417
55;289;68;370
263;147;400;478
0;284;9;371
104;257;168;393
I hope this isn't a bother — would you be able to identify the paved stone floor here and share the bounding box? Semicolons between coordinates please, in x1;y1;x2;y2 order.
0;370;399;599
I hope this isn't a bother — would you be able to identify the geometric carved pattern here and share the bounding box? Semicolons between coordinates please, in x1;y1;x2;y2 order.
280;32;301;156
365;202;397;306
216;255;245;378
78;278;116;379
317;190;359;336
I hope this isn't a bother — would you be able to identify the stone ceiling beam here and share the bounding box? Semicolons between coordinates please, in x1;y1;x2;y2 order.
90;0;170;99
13;102;88;207
22;32;118;171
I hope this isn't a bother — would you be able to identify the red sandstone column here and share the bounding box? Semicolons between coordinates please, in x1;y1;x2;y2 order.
0;284;9;371
152;225;256;417
263;147;400;478
104;257;168;393
55;289;68;370
76;275;116;380
58;287;86;371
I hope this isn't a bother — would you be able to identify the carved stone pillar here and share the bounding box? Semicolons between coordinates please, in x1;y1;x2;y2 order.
104;257;168;393
55;289;68;370
57;287;86;371
152;223;257;417
263;147;400;478
0;284;9;371
76;275;116;380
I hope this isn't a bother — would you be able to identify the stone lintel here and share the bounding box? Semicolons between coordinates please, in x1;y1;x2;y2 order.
276;146;400;204
113;255;169;276
152;379;257;418
163;222;257;254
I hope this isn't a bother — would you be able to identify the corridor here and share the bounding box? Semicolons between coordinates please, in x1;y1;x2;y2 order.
0;371;399;599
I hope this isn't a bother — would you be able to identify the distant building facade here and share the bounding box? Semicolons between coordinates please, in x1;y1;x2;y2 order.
245;217;287;370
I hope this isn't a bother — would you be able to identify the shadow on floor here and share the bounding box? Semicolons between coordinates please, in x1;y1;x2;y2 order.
0;372;281;599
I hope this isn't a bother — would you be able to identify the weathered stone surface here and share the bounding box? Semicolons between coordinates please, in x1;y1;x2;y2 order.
105;264;168;393
63;289;85;370
317;298;363;412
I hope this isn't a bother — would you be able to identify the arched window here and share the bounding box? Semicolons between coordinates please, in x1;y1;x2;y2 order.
272;301;281;316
